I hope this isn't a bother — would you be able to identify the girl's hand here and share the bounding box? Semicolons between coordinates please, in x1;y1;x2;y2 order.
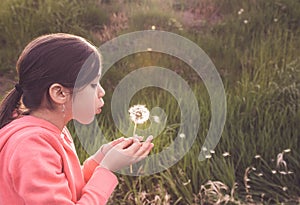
92;137;125;163
100;136;154;172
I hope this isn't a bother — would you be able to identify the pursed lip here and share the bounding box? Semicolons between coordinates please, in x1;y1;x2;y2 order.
96;106;102;114
96;108;101;114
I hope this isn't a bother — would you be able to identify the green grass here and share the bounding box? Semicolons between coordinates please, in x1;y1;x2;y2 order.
1;0;300;204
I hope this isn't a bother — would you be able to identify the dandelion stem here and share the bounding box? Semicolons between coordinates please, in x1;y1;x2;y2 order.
130;122;137;174
133;122;137;136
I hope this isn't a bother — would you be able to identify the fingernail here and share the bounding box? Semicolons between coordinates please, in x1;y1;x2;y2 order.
146;135;153;141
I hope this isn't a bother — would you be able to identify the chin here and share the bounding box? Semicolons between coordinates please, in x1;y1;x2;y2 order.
75;115;95;125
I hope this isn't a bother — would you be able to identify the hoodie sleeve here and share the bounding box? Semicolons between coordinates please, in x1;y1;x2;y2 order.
8;134;118;205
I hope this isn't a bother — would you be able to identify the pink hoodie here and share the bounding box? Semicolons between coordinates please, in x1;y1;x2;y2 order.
0;115;118;204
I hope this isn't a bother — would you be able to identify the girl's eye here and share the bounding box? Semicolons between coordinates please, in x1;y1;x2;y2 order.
91;84;98;88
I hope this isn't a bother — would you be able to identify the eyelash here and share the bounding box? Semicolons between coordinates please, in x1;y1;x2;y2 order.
91;84;98;88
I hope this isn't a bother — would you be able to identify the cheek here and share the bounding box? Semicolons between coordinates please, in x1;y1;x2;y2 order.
72;88;97;124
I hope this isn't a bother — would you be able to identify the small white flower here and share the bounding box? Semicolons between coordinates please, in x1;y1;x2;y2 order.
271;170;277;174
222;152;230;157
205;154;212;159
287;171;294;174
151;25;156;30
282;187;288;191
238;8;244;15
179;133;186;138
283;149;291;153
129;105;150;124
279;171;287;175
182;179;191;186
210;150;215;154
147;48;152;51
251;167;256;171
202;147;208;152
257;173;263;177
254;155;261;159
274;18;278;22
244;19;249;24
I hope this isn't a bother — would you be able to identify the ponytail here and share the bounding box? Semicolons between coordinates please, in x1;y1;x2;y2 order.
0;86;23;129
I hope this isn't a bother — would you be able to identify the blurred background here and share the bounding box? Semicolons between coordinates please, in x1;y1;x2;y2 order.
0;0;299;204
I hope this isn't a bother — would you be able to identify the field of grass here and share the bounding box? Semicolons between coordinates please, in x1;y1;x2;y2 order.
0;0;299;204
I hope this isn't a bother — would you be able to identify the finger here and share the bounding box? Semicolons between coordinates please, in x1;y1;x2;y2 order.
118;138;134;149
135;141;153;156
145;135;153;142
135;143;154;162
134;135;144;142
110;137;125;146
125;141;142;154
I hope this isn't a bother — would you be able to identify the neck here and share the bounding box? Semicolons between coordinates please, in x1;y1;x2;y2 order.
30;108;66;131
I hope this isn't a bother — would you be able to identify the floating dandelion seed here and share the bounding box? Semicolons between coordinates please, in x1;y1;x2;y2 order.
152;115;160;123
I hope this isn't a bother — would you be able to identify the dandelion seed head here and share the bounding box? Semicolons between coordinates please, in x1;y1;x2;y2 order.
129;105;150;124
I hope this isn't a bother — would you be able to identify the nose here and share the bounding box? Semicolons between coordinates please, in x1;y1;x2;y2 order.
97;84;105;99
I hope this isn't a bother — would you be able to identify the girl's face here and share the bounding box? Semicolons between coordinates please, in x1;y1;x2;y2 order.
71;75;105;124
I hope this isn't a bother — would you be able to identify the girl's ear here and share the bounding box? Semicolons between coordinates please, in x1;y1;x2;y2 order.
48;83;69;104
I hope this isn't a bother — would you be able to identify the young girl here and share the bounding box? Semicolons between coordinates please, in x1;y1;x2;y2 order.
0;33;154;204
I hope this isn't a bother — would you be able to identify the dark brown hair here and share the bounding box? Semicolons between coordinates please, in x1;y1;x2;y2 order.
0;33;101;128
